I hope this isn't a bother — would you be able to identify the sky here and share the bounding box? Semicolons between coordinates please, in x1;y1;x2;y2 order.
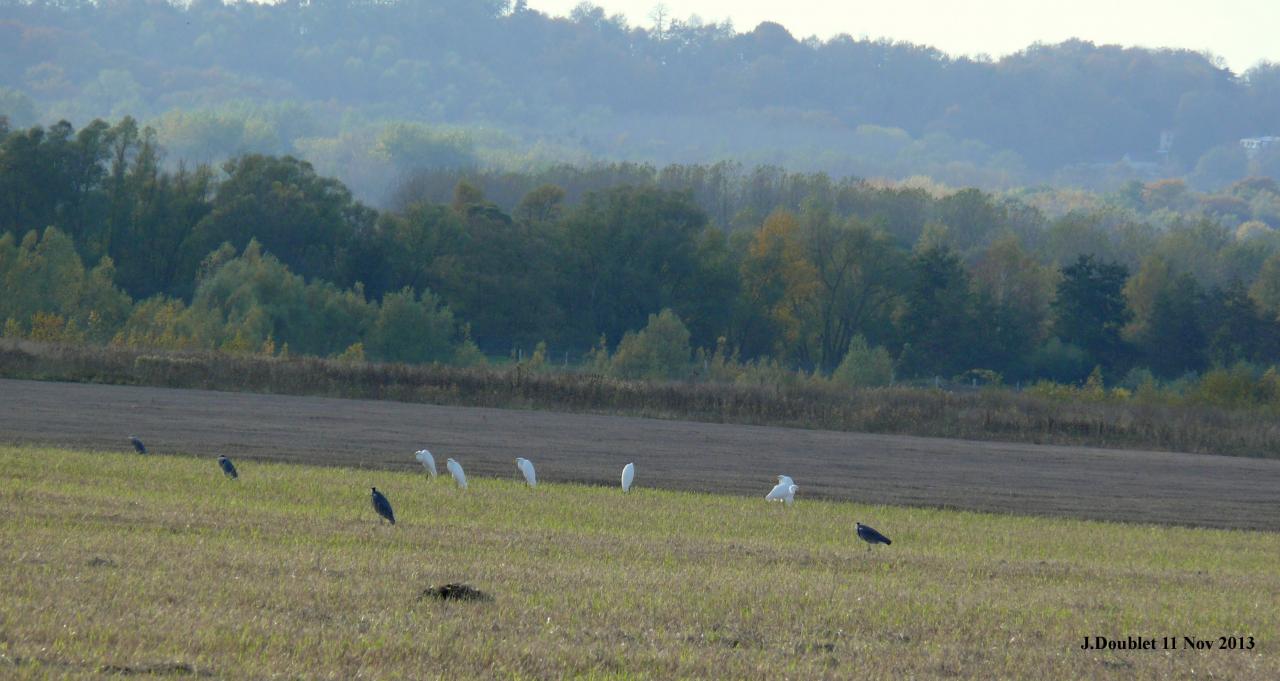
524;0;1278;73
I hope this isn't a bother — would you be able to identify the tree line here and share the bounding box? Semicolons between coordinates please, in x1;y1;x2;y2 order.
3;118;1280;388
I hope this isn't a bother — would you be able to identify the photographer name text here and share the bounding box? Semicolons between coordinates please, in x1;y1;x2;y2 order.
1080;636;1255;651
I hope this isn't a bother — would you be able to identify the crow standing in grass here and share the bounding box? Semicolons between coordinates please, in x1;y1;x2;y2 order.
371;487;395;525
129;436;146;454
856;522;891;550
217;455;238;479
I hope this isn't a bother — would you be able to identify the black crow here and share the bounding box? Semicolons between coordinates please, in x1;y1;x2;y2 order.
856;522;892;550
218;455;238;479
371;487;395;525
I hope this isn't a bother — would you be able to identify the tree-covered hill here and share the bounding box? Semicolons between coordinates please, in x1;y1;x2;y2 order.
2;0;1279;199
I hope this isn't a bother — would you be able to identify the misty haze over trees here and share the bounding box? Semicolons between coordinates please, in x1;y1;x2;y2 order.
2;0;1280;203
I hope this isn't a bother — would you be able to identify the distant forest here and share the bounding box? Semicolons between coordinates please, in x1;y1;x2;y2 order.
4;118;1280;393
2;0;1280;202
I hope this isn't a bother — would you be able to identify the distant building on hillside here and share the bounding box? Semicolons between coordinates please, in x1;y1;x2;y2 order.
1240;136;1280;159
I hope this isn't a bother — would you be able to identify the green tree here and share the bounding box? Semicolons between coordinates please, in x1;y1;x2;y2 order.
101;119;214;299
932;187;1006;255
559;186;712;348
450;192;563;349
112;296;194;349
970;235;1056;375
514;184;567;226
897;244;979;378
176;155;375;296
0;227;131;341
363;287;457;364
802;210;905;371
1142;179;1195;212
1139;272;1205;378
831;335;894;387
374;123;475;172
186;240;374;357
1039;213;1114;267
1200;281;1279;367
0;120;112;243
372;202;466;301
1050;254;1132;374
1150;219;1232;287
1251;252;1280;320
609;309;692;380
1026;337;1092;383
1122;255;1173;341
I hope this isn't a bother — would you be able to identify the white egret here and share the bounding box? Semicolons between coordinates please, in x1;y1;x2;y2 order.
516;457;537;487
765;478;798;505
446;458;467;489
621;462;635;492
415;449;437;477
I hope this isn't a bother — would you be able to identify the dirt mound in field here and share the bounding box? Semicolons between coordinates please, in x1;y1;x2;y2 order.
419;583;492;602
98;661;213;676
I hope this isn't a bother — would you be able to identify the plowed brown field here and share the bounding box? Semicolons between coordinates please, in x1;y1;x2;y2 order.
3;378;1278;530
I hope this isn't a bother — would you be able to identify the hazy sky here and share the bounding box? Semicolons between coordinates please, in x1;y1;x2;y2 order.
525;0;1278;73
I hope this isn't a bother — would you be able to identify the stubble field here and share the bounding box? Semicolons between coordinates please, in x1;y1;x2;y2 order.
0;445;1277;679
2;379;1279;678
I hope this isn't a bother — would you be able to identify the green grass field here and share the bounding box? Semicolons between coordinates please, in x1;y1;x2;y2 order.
0;445;1276;679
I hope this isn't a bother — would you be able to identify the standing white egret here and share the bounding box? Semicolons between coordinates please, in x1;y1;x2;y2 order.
446;458;468;489
415;449;437;477
621;462;635;492
516;457;537;487
765;477;798;505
